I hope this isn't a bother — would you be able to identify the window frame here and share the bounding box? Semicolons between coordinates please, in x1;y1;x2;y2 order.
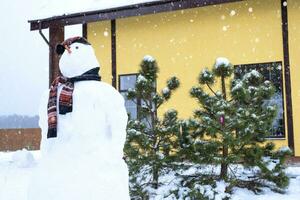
234;61;286;139
118;73;139;120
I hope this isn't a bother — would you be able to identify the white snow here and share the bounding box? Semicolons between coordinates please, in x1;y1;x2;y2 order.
243;69;261;81
214;181;230;200
11;150;35;168
31;0;159;20
137;74;147;83
103;30;109;37
143;55;156;62
231;80;243;92
222;25;229;31
215;57;230;68
1;154;300;200
162;87;170;95
230;10;236;16
26;41;130;200
59;43;100;77
279;146;293;153
283;1;288;7
201;69;213;78
147;164;300;200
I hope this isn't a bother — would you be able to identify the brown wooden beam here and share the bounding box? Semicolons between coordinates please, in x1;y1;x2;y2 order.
49;24;64;86
82;23;87;39
29;0;242;30
111;20;117;88
281;0;295;154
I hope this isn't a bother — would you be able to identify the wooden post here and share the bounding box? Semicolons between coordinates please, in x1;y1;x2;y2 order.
49;23;64;87
281;0;295;153
111;20;117;88
82;23;88;39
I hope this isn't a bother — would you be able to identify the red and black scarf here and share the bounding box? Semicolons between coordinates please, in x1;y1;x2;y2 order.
47;67;101;139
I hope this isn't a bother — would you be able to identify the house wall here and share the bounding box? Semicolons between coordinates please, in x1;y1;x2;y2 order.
88;0;294;154
287;0;300;156
87;21;112;84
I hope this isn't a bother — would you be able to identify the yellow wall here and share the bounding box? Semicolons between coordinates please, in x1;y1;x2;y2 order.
288;0;300;156
87;21;112;84
88;0;292;153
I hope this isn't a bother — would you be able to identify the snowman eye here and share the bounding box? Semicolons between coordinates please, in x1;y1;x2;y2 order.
75;46;79;49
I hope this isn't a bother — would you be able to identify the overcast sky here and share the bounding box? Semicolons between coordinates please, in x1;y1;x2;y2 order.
0;0;48;116
0;0;155;116
0;0;86;116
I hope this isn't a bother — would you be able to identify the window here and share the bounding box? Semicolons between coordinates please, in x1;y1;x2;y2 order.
119;74;138;119
234;61;285;138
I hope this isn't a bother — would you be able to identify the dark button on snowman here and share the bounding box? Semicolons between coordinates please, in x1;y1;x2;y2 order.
28;37;130;200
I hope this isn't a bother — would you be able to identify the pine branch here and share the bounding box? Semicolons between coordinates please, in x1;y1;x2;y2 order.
206;83;218;96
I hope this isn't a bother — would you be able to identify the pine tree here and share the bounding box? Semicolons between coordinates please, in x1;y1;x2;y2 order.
124;56;180;197
178;57;291;194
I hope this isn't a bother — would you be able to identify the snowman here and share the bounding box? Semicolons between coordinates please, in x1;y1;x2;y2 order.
28;37;130;200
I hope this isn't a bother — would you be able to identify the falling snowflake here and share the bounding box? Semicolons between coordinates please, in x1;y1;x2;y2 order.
103;31;109;37
230;10;236;16
221;15;226;20
277;65;282;70
248;7;253;12
283;1;287;7
222;25;229;31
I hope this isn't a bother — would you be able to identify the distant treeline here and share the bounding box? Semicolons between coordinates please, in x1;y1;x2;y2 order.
0;115;39;129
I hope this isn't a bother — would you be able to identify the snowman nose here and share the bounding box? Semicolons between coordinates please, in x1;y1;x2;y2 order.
64;45;72;54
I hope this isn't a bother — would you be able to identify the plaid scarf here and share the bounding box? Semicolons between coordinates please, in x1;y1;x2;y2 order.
47;67;101;139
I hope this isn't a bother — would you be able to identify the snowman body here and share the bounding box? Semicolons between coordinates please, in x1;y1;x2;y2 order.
28;40;130;200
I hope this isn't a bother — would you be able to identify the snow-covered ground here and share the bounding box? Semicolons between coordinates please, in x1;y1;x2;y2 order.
0;150;300;200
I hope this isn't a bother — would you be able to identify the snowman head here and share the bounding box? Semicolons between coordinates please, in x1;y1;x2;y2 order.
56;36;100;78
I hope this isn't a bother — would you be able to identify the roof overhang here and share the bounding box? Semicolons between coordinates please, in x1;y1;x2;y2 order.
28;0;243;31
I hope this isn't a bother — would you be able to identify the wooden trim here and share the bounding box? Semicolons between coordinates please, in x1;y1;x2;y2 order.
29;0;242;30
49;24;64;86
111;20;117;88
118;73;139;119
82;23;88;39
118;73;139;92
281;0;295;153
